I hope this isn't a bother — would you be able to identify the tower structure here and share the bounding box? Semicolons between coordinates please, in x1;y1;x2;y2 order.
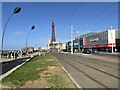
51;20;56;43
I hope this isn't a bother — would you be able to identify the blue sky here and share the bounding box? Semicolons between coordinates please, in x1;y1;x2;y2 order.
2;2;118;50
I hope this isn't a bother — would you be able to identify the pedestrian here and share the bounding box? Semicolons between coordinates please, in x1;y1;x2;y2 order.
5;52;7;59
12;51;14;59
8;51;11;58
15;51;18;59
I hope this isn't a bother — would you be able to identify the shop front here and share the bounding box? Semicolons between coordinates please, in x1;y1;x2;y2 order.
83;30;118;52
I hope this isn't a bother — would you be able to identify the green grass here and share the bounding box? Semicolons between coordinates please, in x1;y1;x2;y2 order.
47;75;66;88
2;53;58;87
2;53;76;88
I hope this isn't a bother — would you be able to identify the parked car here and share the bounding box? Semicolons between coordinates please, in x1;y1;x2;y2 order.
82;50;91;54
92;49;99;53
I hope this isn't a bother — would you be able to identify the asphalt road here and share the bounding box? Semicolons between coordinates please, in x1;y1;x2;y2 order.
0;57;30;75
52;52;119;88
92;53;120;59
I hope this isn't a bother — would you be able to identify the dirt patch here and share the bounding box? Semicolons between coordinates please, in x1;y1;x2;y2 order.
40;66;61;77
20;66;62;88
2;84;16;89
20;65;76;88
21;78;47;88
46;59;54;61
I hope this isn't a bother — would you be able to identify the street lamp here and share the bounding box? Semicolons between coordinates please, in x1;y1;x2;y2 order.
71;25;74;54
1;7;21;58
26;25;35;54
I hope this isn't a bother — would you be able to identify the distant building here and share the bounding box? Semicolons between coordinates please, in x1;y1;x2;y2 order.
83;29;120;52
20;46;34;53
66;29;120;52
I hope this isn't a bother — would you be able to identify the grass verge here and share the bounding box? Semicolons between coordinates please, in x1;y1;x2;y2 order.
2;53;76;88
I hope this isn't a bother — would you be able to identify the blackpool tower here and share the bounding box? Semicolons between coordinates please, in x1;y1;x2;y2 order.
51;20;56;43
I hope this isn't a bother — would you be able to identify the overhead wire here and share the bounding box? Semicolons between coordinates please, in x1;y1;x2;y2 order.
75;2;118;33
89;11;117;29
62;2;82;31
61;2;82;39
82;2;117;28
61;2;118;38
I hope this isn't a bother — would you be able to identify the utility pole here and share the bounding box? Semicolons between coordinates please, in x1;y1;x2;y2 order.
71;25;74;54
110;25;114;53
76;31;80;51
110;25;113;30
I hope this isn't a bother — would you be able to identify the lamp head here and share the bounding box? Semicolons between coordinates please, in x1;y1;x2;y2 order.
14;7;21;14
31;25;35;30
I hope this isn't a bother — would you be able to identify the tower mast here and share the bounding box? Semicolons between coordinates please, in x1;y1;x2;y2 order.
51;20;56;43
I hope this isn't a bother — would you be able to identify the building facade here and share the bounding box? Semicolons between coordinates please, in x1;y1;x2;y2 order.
83;29;119;52
66;29;120;52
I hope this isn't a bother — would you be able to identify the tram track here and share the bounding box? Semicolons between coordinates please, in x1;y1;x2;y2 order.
60;53;119;79
74;54;120;70
52;53;119;88
66;53;119;70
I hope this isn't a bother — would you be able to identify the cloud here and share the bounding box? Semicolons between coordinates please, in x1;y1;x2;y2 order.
13;31;23;35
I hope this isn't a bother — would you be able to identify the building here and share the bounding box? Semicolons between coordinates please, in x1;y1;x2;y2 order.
115;30;120;52
66;38;83;52
59;43;67;52
66;29;120;52
83;29;120;52
20;46;34;55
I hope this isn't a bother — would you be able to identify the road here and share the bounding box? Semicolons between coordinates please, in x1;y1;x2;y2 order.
92;52;120;59
52;52;119;88
0;57;30;75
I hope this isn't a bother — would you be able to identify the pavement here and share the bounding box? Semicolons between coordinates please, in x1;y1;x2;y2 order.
0;56;27;63
98;51;119;55
52;52;119;88
0;52;39;63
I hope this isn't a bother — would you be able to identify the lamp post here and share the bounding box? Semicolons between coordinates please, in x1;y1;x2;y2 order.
109;25;114;53
26;25;35;54
1;7;21;58
71;25;74;54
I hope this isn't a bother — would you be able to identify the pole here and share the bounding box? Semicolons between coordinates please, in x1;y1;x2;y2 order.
110;25;113;30
110;25;114;53
1;13;14;58
77;31;80;51
26;30;32;54
71;25;73;54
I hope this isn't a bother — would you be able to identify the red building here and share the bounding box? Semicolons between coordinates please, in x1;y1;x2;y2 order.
83;29;120;52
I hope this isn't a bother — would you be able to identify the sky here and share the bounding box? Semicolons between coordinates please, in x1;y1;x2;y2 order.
1;2;118;50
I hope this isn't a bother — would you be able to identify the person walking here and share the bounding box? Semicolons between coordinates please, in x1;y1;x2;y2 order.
5;52;7;59
15;51;18;59
8;51;11;58
12;51;14;59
